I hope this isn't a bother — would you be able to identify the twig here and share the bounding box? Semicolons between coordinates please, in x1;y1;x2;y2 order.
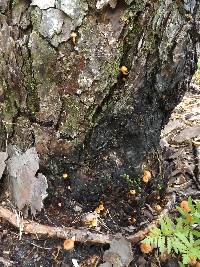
30;242;52;250
0;194;176;245
0;206;114;244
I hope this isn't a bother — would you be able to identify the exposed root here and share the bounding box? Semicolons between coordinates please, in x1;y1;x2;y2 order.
0;194;176;245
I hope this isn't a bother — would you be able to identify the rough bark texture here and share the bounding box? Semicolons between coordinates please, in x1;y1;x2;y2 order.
0;0;199;202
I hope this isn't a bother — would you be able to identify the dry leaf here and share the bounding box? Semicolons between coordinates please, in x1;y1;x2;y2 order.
7;146;48;216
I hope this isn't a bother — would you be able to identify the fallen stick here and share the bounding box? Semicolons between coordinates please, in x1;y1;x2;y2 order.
0;206;114;244
0;193;176;245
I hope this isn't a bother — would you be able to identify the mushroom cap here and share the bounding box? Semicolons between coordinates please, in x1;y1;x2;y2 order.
120;65;128;75
63;239;75;250
140;243;153;254
70;32;77;37
180;200;191;212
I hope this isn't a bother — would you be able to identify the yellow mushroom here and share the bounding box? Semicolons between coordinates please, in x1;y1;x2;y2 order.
63;173;68;179
154;205;162;212
63;238;75;250
119;65;128;75
140;243;153;254
142;170;151;183
70;32;77;44
180;200;191;213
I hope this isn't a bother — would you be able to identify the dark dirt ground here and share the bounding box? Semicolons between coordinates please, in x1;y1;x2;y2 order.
0;85;199;267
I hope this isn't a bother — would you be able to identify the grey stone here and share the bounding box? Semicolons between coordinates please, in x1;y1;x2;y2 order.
100;238;133;267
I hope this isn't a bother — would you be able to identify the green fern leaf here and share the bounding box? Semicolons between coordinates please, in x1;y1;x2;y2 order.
141;197;200;266
167;237;172;254
175;232;190;247
196;201;200;212
189;232;194;245
192;230;200;237
188;197;195;213
172;237;187;254
152;227;162;236
182;254;190;265
194;239;200;246
158;236;166;254
176;206;188;218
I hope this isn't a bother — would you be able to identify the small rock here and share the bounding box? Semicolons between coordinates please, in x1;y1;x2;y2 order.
100;238;133;267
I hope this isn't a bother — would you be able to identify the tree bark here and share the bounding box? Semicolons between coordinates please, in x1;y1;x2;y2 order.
0;0;199;202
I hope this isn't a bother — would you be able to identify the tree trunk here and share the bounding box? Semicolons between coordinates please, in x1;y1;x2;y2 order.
0;0;199;203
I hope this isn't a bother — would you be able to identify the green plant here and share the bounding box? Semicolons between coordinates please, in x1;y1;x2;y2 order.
142;197;200;266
